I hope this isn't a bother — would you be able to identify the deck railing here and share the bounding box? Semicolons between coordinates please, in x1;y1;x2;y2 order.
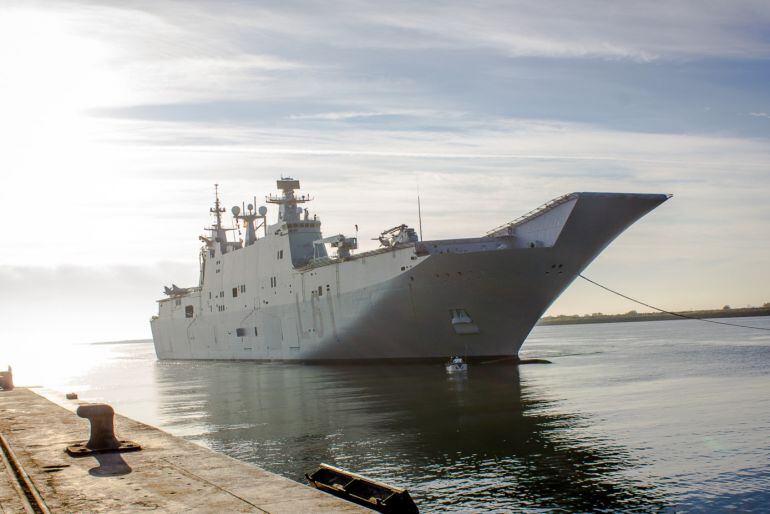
485;193;576;236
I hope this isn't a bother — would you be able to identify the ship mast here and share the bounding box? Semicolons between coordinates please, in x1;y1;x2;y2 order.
231;199;268;246
208;184;231;254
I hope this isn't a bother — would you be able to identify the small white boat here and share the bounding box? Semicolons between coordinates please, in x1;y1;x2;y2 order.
445;356;468;373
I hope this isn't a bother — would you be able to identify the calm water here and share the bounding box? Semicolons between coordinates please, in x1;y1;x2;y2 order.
11;317;770;512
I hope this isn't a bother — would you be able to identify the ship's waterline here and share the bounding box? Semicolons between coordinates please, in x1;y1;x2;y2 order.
151;179;670;360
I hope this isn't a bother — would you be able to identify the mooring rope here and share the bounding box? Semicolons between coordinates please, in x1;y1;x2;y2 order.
578;274;770;332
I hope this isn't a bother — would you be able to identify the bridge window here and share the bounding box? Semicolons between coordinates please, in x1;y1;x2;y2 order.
232;287;238;298
185;305;194;318
235;328;246;337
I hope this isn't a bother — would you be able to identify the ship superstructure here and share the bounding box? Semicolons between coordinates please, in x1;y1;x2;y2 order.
151;178;669;361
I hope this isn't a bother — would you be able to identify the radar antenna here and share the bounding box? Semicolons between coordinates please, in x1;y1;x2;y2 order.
266;178;313;223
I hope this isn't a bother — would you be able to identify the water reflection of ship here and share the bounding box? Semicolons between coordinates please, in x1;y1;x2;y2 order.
153;362;664;511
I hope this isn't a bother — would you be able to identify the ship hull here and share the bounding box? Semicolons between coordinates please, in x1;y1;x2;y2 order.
151;192;669;361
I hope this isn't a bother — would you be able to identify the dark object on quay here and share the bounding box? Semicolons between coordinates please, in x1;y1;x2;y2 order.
0;366;13;391
306;463;419;513
66;403;141;457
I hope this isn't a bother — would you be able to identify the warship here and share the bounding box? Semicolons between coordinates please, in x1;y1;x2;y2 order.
151;178;669;361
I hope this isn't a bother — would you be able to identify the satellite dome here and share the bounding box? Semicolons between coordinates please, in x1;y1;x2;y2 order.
258;206;268;216
231;205;241;216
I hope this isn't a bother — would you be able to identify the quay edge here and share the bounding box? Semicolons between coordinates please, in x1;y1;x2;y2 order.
0;388;368;513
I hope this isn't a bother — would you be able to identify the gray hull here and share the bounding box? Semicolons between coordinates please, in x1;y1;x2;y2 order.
151;192;669;361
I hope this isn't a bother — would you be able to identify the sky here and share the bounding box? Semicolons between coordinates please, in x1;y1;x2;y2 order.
1;0;769;346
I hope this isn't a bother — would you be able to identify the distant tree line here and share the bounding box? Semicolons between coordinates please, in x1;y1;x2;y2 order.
539;303;770;326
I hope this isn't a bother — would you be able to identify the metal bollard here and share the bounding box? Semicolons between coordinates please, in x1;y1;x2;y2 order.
78;404;120;450
0;366;13;391
66;403;141;457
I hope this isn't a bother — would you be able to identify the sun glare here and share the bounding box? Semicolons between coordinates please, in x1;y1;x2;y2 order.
0;9;123;153
0;9;122;118
0;8;128;250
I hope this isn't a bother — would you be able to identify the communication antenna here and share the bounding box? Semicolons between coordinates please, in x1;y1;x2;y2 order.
417;194;423;241
416;176;423;241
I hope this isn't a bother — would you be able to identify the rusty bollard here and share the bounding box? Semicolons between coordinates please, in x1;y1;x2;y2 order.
0;366;13;391
66;403;141;457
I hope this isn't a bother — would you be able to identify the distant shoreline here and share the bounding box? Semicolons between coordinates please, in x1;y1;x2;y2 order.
538;307;770;326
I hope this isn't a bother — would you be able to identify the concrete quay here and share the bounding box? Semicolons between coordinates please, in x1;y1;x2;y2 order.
0;388;368;513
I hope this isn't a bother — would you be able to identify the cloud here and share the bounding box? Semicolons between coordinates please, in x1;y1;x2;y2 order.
288;110;426;121
202;1;770;60
6;112;768;260
6;0;770;113
750;112;770;119
117;55;308;105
